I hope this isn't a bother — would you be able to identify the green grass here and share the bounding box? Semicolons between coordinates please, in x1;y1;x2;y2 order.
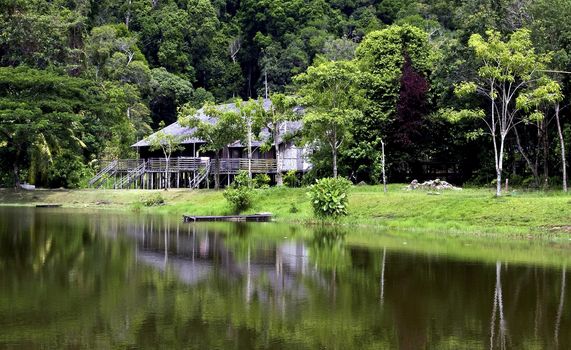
1;184;570;235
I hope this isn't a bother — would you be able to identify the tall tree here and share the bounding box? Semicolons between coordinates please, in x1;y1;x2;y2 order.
295;60;364;178
0;67;100;187
253;94;298;185
148;122;184;190
234;99;259;178
179;102;245;189
451;29;561;196
353;24;433;182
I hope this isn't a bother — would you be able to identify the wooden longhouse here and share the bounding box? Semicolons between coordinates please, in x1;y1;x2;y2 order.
88;99;311;189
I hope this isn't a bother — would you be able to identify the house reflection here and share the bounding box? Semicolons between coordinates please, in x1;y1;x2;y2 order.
122;219;318;303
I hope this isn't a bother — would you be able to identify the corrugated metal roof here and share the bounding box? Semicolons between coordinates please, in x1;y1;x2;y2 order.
132;99;303;148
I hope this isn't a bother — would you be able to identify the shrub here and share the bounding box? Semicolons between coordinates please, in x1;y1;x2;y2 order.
289;202;299;213
253;173;271;189
232;170;252;188
142;193;165;207
284;170;299;187
224;171;253;213
307;177;352;219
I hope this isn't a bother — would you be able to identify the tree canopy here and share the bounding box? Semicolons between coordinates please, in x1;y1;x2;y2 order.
1;0;571;189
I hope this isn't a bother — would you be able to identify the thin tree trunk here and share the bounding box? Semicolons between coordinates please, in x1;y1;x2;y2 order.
248;121;252;179
497;136;505;197
490;87;502;197
332;129;338;178
542;118;549;190
493;132;502;196
381;139;387;193
275;128;283;186
125;0;132;29
163;151;170;190
13;162;20;189
215;153;220;190
332;148;338;178
555;104;567;192
514;126;540;187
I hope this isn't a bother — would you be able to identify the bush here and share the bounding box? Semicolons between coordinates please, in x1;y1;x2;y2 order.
253;173;271;189
289;202;299;213
142;193;165;207
232;170;252;188
284;170;299;187
224;171;253;213
47;151;92;188
307;177;352;219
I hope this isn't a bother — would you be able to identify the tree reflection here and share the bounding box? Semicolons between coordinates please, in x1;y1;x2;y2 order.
1;208;571;349
308;226;350;272
555;265;566;348
490;261;510;350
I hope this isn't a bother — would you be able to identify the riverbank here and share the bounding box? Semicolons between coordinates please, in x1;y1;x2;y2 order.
1;185;570;235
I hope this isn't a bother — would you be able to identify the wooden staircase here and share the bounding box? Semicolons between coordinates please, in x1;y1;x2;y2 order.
115;161;147;189
189;160;210;189
88;160;117;188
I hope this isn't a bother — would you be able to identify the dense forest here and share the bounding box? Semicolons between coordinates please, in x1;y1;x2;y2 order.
1;0;570;191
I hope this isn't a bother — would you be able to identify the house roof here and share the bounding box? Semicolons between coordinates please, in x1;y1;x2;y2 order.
132;99;303;148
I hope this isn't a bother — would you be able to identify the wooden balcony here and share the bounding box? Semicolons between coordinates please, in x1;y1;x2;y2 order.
96;157;307;174
91;156;308;189
212;158;277;174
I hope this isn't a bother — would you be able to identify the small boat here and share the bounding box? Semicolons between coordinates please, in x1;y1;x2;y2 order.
36;204;62;208
183;213;272;223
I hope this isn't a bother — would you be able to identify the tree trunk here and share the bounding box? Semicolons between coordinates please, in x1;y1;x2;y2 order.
125;0;132;29
164;156;169;190
332;129;338;178
555;104;567;192
495;135;506;197
214;153;220;190
514;127;540;187
332;147;338;178
542;118;549;190
381;139;387;193
13;162;20;189
492;132;502;196
247;120;252;179
275;128;283;186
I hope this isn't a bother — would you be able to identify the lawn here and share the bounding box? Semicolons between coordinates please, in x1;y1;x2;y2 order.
1;184;570;235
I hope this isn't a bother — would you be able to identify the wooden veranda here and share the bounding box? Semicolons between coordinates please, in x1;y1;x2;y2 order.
88;157;301;189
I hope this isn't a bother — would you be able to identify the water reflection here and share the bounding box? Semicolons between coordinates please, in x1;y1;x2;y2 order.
0;207;570;349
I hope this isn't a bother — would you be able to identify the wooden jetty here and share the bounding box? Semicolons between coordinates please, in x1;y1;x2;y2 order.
183;213;272;223
36;204;62;208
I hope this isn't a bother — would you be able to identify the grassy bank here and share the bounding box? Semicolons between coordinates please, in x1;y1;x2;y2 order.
1;185;570;235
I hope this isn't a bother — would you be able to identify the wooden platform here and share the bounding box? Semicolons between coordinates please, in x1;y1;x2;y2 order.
183;213;272;223
36;204;62;208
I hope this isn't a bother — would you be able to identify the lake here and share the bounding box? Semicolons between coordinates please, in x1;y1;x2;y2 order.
0;207;570;349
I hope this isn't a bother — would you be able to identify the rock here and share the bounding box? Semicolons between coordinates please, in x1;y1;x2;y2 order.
356;181;368;186
405;179;461;191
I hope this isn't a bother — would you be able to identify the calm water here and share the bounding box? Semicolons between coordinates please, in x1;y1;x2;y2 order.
0;207;570;349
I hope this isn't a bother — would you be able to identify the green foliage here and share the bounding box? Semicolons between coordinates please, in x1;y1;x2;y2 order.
142;193;165;207
284;170;300;188
308;177;352;219
453;29;562;195
253;174;271;189
0;66;106;187
179;101;245;189
289;202;299;213
47;151;92;189
2;0;571;191
295;60;364;177
223;171;253;213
